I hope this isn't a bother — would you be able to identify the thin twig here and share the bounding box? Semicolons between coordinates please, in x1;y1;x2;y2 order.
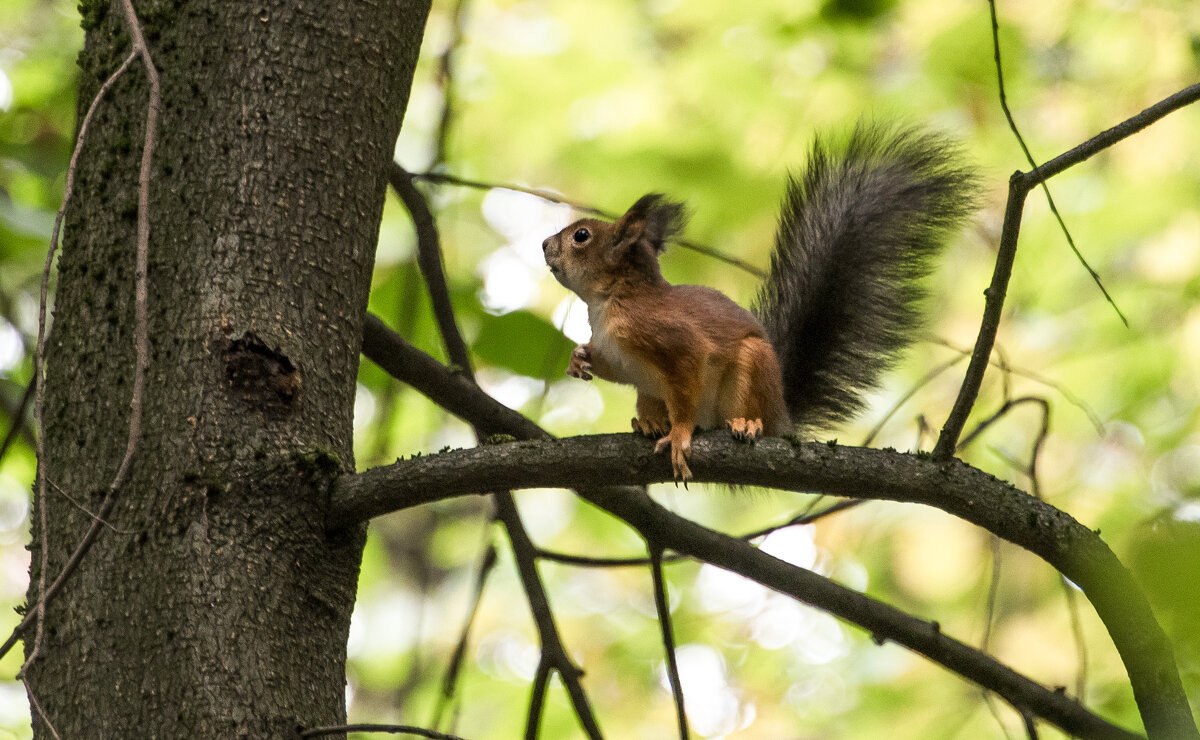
0;378;35;468
431;542;497;729
431;0;471;166
411;171;766;278
935;68;1200;458
300;723;469;739
1063;575;1089;702
986;0;1127;326
861;352;966;447
957;396;1048;452
931;337;1104;436
981;536;1003;653
390;164;471;371
1021;710;1041;740
25;684;61;740
535;498;861;569
46;478;138;535
21;46;138;672
496;491;602;739
13;1;159;671
979;537;1015;740
964;393;1092;704
649;548;688;740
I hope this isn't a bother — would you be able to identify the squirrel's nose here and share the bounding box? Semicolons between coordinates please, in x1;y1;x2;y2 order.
541;238;550;253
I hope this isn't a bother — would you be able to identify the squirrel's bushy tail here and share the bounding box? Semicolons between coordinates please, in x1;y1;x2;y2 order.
753;122;978;431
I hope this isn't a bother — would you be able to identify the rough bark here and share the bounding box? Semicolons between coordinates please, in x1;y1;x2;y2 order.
27;1;429;737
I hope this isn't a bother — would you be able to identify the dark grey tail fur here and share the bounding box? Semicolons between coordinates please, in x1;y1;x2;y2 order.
753;122;978;431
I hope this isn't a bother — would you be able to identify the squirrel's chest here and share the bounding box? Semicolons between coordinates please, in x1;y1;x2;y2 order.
588;303;668;397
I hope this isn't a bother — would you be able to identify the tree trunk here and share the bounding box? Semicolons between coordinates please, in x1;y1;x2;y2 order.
26;1;429;736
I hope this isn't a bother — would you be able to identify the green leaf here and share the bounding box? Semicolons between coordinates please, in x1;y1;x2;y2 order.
472;309;573;380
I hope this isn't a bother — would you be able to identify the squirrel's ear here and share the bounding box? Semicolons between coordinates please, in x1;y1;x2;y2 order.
612;194;688;260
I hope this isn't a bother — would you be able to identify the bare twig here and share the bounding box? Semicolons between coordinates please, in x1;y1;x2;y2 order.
390;164;471;371
961;393;1092;702
934;77;1200;457
979;536;1015;740
1063;575;1090;702
300;723;469;739
536;498;861;569
495;490;602;739
649;548;688;740
1021;710;1041;740
985;0;1126;326
431;0;471;166
46;478;137;535
24;46;137;670
411;171;766;278
26;684;61;740
0;378;34;467
936;3;1200;459
862;352;966;447
20;39;148;677
958;396;1048;453
431;542;497;730
931;337;1104;436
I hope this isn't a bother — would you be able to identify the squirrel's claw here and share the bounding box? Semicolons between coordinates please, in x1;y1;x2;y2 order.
654;429;693;482
632;416;668;438
726;418;763;441
567;345;593;380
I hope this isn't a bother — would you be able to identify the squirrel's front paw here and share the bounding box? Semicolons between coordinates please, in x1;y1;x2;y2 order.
654;427;693;482
566;344;593;380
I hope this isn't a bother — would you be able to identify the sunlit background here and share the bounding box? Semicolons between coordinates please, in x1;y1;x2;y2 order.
1;0;1199;737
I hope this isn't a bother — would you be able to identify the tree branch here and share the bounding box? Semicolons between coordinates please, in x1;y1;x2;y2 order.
337;434;1148;739
332;431;1191;738
410;171;766;278
355;318;1171;739
984;0;1126;327
649;548;688;740
387;171;603;738
934;80;1200;458
299;723;468;739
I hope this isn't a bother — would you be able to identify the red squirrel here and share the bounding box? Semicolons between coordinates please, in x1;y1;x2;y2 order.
542;123;978;481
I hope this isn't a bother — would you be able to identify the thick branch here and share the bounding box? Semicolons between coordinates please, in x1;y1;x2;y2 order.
334;433;1191;738
573;484;1139;740
355;316;1190;738
333;434;1147;739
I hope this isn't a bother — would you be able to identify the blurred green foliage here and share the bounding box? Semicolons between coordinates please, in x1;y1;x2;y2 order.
3;0;1200;738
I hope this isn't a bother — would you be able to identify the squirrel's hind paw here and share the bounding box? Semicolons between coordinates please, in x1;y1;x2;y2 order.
632;416;669;438
726;418;763;441
654;432;693;482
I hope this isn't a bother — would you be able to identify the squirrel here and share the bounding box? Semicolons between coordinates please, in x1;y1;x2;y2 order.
541;122;978;481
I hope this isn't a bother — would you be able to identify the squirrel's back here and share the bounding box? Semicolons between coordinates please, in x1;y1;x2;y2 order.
754;122;978;431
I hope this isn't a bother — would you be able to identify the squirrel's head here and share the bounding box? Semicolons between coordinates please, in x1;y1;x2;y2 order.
542;193;687;302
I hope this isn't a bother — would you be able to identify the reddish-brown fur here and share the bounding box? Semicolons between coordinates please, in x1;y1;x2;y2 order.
545;196;790;480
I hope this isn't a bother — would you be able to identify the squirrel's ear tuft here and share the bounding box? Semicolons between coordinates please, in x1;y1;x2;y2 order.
615;194;688;256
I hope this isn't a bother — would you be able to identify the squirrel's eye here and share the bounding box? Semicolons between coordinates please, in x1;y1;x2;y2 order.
572;228;590;244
